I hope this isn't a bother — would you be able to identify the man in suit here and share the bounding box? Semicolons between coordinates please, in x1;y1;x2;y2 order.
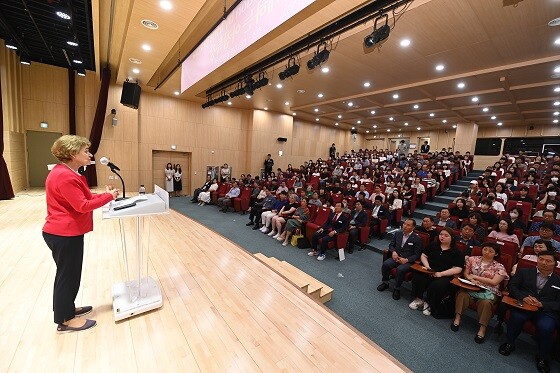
191;175;212;202
420;141;430;154
308;203;349;261
434;208;457;229
499;251;560;373
370;196;388;238
346;201;369;254
377;218;423;300
264;154;274;178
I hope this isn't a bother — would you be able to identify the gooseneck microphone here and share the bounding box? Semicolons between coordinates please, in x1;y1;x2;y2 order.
100;156;126;200
99;157;121;171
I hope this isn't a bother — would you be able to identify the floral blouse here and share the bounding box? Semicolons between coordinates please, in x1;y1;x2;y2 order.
466;256;509;296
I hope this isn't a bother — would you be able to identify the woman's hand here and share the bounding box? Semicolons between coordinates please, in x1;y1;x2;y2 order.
106;185;119;200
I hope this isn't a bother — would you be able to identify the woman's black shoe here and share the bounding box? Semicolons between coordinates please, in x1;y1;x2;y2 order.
474;335;485;344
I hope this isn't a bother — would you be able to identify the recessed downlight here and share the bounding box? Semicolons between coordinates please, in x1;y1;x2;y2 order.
160;0;173;10
132;68;140;74
363;82;371;87
457;82;465;89
471;96;479;102
129;58;142;64
389;117;394;121
413;104;419;109
549;17;560;27
317;93;324;98
338;115;342;119
227;101;232;105
314;108;319;112
348;102;353;107
276;83;282;89
393;94;399;99
357;120;362;124
174;91;180;96
435;64;445;71
335;122;339;126
400;39;411;47
142;44;151;51
482;107;489;112
554;119;559;124
497;122;503;126
370;110;376;115
366;130;370;133
315;118;320;122
141;20;159;29
491;116;496;120
321;67;330;73
284;101;290;106
404;122;409;126
429;113;435;117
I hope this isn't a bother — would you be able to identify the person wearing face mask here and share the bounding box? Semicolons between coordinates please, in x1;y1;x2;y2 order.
539;186;558;206
533;200;560;220
508;207;526;231
488;219;520;247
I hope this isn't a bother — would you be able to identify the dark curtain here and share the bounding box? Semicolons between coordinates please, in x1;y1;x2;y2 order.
68;69;76;135
0;76;15;200
85;67;111;187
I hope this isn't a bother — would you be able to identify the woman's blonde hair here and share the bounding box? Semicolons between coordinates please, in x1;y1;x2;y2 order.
51;135;91;162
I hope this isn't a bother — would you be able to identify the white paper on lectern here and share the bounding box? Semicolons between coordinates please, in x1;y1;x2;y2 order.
102;186;168;219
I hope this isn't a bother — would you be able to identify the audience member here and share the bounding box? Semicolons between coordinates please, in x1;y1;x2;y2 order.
346;201;368;253
308;203;349;261
435;208;457;229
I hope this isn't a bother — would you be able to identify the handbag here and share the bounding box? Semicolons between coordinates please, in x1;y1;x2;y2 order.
297;237;311;249
291;228;303;247
468;289;495;301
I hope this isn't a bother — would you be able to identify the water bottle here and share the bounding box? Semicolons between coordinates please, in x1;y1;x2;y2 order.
139;184;146;195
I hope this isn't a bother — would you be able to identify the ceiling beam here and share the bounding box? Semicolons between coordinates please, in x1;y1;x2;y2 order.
415;87;469;122
500;76;526;124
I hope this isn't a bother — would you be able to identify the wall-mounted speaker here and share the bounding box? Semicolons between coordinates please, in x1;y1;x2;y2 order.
277;137;288;142
120;82;141;109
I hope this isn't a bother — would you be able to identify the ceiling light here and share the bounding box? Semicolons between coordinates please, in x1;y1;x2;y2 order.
264;107;268;111
363;82;371;87
73;59;83;64
400;39;411;47
386;129;391;132
141;20;159;30
142;44;152;51
555;87;560;92
77;69;86;77
317;93;324;98
370;110;376;115
364;14;390;48
276;83;283;88
348;102;353;107
357;120;362;124
491;116;496;120
389;117;394;121
315;118;319;121
554;112;560;116
132;68;140;74
471;96;479;102
554;119;559;124
452;124;457;128
373;125;377;128
314;108;319;112
442;119;447;123
174;91;180;96
482;107;489;112
160;1;173;10
338;115;342;119
227;101;232;105
555;38;560;45
555;66;560;73
404;122;408;126
67;40;78;47
497;122;503;126
246;95;252;99
555;101;560;106
129;58;142;64
20;55;31;65
413;104;419;109
5;40;18;50
285;101;290;105
352;127;355;130
457;82;465;89
335;122;339;126
321;67;330;73
417;127;421;130
429;113;434;117
55;10;71;20
292;112;296;116
366;130;370;133
435;64;445;71
393;94;399;99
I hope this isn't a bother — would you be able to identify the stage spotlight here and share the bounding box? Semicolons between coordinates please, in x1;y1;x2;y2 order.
253;74;269;90
307;42;330;70
364;14;390;48
229;82;245;98
279;57;300;80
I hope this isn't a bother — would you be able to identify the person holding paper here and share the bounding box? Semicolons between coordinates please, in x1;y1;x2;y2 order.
43;135;119;333
451;242;508;344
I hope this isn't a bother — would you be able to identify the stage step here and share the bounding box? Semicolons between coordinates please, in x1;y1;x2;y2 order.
253;253;333;303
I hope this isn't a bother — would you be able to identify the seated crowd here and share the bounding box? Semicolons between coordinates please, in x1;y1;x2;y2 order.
189;148;560;373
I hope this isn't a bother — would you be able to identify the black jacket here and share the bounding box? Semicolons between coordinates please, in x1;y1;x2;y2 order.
349;209;368;228
509;268;560;317
389;231;423;263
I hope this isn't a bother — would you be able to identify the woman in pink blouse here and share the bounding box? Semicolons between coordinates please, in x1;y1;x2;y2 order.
487;219;520;247
451;242;509;344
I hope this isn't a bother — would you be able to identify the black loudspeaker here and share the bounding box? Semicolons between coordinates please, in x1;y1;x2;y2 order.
277;137;288;142
120;82;141;109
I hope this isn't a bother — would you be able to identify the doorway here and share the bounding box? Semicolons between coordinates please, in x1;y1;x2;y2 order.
27;131;62;187
152;150;191;195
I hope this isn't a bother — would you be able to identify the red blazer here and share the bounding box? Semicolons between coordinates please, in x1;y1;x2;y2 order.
43;164;113;236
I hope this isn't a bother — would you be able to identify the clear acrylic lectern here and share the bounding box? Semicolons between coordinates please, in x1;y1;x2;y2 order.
102;185;169;321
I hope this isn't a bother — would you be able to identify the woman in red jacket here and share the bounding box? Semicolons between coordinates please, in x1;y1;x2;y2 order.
43;135;119;333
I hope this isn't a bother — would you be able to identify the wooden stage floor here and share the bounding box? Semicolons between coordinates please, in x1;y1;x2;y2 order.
0;192;409;372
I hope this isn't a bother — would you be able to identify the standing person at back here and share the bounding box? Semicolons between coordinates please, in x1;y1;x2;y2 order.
397;140;408;156
329;143;336;159
264;154;274;178
420;141;430;154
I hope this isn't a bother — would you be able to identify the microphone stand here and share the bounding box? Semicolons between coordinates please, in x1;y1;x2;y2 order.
111;168;127;201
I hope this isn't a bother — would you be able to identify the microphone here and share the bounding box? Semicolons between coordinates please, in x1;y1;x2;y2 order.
100;157;121;171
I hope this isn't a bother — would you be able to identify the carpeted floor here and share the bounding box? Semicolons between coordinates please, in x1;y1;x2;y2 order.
171;196;544;372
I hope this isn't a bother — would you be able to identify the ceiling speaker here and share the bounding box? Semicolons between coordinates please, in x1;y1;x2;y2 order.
277;137;288;142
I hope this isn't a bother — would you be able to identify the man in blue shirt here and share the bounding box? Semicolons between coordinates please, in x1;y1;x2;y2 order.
217;181;240;212
521;222;560;251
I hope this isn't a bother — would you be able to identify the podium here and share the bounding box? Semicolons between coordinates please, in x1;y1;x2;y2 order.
102;185;169;321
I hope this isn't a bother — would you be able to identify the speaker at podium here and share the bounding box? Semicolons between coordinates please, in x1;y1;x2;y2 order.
102;185;169;321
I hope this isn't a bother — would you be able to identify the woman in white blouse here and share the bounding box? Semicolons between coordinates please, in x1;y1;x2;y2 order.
164;163;174;194
387;189;403;227
198;179;218;205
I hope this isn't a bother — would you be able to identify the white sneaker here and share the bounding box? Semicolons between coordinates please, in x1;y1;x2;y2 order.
409;299;425;310
259;226;267;232
282;241;288;246
317;254;326;261
268;231;276;237
276;236;284;241
262;229;270;234
308;251;318;256
422;305;431;316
